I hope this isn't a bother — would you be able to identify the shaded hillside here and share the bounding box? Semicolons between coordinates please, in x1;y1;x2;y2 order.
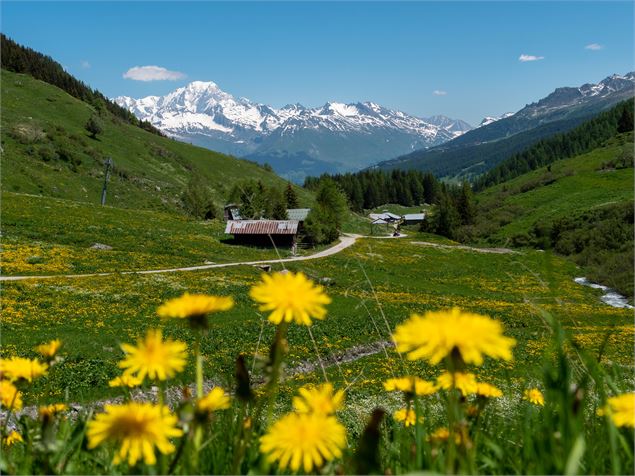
377;73;634;179
1;69;308;212
474;100;634;189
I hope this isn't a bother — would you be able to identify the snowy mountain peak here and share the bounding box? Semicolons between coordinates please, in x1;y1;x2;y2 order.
113;81;473;179
479;112;514;127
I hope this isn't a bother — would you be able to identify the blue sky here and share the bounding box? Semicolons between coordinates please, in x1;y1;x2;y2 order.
3;1;633;125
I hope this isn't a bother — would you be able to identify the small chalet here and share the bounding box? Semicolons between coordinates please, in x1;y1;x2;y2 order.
223;206;311;249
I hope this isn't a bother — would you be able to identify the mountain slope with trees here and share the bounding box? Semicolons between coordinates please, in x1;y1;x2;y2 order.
1;69;308;214
376;74;634;179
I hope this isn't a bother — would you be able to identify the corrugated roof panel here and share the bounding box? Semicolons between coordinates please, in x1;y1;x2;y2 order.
287;208;311;221
225;220;299;235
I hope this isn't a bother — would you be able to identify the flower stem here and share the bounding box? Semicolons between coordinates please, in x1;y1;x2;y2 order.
195;334;204;399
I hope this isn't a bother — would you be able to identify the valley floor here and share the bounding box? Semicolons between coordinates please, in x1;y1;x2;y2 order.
2;219;632;406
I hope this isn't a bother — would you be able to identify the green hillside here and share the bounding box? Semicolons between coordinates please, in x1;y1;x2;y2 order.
471;132;634;296
1;69;308;212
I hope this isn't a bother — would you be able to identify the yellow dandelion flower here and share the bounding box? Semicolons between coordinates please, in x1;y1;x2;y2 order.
394;408;422;427
383;377;437;396
476;382;503;398
157;293;234;319
428;427;462;444
599;393;635;428
260;412;346;473
87;402;183;466
392;308;516;365
119;330;187;382
0;357;48;382
109;375;143;388
523;388;545;406
293;383;345;415
0;380;23;411
39;403;68;418
197;387;231;413
36;339;62;358
249;272;331;326
437;372;478;396
3;430;23;446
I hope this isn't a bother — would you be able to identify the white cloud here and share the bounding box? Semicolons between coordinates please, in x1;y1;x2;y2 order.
81;60;91;69
433;90;447;96
123;65;186;81
585;43;603;51
518;54;544;62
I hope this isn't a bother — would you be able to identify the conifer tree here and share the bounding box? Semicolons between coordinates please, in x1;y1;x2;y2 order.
284;183;299;208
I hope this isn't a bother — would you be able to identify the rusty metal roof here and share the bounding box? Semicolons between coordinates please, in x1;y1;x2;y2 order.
224;220;299;235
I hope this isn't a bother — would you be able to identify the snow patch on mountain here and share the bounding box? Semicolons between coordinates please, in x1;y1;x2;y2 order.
479;112;514;127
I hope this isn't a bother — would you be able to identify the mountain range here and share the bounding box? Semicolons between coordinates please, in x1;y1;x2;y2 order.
376;72;635;178
114;84;472;182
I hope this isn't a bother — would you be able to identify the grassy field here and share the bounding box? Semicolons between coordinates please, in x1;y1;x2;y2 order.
1;69;310;212
3;231;632;405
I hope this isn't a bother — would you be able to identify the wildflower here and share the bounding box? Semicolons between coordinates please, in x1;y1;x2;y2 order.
157;293;234;328
109;375;143;388
383;377;437;396
436;372;478;396
293;383;345;415
476;382;503;398
428;427;462;444
598;393;635;428
3;431;23;446
36;339;62;358
197;387;231;413
0;357;48;382
0;380;23;411
119;329;187;382
249;272;331;326
392;308;516;365
394;408;421;427
39;403;68;418
87;402;183;466
260;412;346;473
523;388;545;406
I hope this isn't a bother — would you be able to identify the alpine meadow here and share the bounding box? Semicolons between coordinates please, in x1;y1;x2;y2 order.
1;3;634;476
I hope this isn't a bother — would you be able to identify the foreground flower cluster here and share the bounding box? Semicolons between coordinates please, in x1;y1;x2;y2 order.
1;270;633;474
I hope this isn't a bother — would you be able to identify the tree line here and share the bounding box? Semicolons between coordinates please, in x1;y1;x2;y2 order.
1;34;163;136
474;100;634;190
304;169;442;211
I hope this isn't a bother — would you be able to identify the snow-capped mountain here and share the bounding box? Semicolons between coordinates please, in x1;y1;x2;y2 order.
114;82;471;180
424;115;473;136
479;113;514;127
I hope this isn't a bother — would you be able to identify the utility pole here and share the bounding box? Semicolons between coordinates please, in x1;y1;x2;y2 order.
101;157;113;206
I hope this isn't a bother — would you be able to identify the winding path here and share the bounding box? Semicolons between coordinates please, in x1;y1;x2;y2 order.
0;233;407;282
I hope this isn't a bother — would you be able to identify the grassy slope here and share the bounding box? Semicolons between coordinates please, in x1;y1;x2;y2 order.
474;133;633;242
1;69;310;212
1;192;302;275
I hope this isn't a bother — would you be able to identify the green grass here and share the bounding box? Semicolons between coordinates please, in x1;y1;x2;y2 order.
474;133;634;243
1;69;311;213
1;192;299;275
3;231;631;404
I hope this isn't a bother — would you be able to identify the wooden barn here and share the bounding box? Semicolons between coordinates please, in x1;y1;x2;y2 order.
224;219;300;247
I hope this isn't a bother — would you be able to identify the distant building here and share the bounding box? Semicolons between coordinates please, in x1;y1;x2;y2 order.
224;204;242;221
369;212;402;223
286;208;311;222
402;213;426;225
